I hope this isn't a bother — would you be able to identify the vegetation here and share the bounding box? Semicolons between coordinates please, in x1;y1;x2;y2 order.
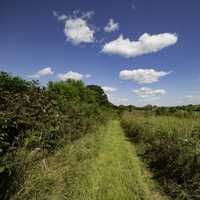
0;72;114;200
1;71;200;200
119;104;200;119
10;120;168;200
121;111;200;200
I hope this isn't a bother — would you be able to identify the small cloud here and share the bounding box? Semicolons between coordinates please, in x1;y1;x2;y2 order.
102;86;118;92
73;9;80;16
58;14;68;21
98;37;107;44
104;19;119;33
119;68;171;84
28;67;54;79
133;87;166;99
37;67;54;76
102;33;178;58
131;3;136;11
58;71;91;81
53;10;95;45
81;11;95;19
52;10;67;21
85;74;91;78
52;10;58;17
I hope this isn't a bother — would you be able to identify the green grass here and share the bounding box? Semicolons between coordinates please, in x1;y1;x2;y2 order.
11;120;168;200
121;112;200;200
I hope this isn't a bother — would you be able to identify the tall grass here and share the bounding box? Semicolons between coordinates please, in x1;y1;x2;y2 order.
121;111;200;200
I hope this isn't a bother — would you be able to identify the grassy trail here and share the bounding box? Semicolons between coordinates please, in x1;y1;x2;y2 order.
13;120;168;200
85;120;168;200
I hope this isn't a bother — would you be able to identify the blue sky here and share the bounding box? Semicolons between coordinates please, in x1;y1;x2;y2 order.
1;0;200;106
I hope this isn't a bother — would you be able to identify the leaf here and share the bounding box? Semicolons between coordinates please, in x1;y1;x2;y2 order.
0;166;5;173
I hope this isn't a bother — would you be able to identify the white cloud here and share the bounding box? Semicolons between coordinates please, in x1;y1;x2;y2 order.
104;19;119;33
52;10;58;17
119;69;171;84
52;10;67;21
81;11;94;19
102;33;178;58
53;10;95;45
28;67;54;79
102;86;118;92
58;71;91;81
133;87;166;99
58;14;68;21
38;67;54;76
64;17;95;45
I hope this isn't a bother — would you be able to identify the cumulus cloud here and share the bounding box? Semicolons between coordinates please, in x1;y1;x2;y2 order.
58;71;91;81
64;18;95;45
119;68;171;84
53;10;95;45
102;33;178;58
104;19;119;33
133;87;166;99
28;67;54;79
102;86;118;92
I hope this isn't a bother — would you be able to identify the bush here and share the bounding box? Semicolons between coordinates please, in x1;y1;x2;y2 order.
0;72;114;199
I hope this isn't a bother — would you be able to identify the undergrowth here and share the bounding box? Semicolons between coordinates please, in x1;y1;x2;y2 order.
121;111;200;200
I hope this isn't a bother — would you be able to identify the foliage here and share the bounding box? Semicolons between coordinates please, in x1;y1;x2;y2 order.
0;72;114;199
118;104;200;119
121;111;200;200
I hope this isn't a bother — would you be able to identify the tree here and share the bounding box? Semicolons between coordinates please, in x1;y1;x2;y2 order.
0;71;30;92
87;85;110;107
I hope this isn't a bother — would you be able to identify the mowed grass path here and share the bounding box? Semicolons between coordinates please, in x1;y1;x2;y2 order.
88;120;152;200
13;120;168;200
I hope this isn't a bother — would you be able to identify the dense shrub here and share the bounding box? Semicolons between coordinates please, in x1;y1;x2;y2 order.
121;111;200;200
0;72;114;199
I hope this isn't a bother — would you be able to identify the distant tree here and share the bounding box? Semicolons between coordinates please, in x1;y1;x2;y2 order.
87;85;109;106
143;104;153;111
